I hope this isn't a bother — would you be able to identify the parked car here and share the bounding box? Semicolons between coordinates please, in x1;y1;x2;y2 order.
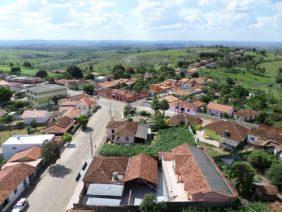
12;198;29;212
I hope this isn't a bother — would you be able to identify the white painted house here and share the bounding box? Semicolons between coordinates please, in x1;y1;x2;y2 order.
0;163;35;212
1;134;55;160
21;110;50;124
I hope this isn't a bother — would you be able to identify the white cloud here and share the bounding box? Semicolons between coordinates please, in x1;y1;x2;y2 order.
198;0;217;6
0;0;124;39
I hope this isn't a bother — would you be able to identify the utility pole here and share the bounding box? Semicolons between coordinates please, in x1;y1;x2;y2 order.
89;132;94;158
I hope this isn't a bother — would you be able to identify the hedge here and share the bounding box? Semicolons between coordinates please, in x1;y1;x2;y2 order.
100;126;196;157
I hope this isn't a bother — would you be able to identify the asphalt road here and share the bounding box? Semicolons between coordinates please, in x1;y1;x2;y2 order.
27;99;123;212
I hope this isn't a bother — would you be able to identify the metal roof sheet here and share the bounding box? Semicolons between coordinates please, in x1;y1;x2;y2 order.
87;183;124;197
189;146;233;196
86;197;121;206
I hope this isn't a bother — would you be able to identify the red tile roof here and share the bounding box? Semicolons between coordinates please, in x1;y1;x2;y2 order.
124;154;158;185
0;163;35;204
207;102;234;113
83;156;129;184
106;120;138;137
235;109;259;118
8;146;41;163
167;113;203;126
162;144;237;198
43;116;76;135
70;93;90;101
205;120;249;142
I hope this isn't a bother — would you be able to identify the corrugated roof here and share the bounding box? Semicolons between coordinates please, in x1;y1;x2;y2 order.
85;197;121;206
87;184;124;197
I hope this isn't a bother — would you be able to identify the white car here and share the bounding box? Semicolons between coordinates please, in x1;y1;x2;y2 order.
12;198;29;212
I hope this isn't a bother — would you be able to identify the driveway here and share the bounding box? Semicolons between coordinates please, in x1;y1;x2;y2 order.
27;99;124;212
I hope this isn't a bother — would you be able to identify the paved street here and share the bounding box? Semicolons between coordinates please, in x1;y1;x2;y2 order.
27;99;123;212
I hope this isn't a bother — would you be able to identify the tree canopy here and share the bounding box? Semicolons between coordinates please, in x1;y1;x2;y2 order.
42;141;61;166
66;65;83;79
0;87;13;104
36;69;48;78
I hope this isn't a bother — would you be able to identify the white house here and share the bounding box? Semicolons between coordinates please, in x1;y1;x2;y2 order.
1;134;55;160
0;163;35;212
21;110;50;124
75;98;97;115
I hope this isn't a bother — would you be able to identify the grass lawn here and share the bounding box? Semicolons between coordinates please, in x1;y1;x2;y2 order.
0;65;62;77
199;67;282;100
0;128;27;144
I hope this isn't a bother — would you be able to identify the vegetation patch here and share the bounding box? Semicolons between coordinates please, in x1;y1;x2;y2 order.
100;126;196;157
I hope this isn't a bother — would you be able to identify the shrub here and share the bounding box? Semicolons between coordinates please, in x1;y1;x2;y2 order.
266;163;282;190
247;150;276;172
15;121;25;129
139;194;166;212
230;162;255;195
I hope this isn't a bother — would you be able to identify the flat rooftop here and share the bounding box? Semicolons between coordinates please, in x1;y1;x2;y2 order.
2;134;55;145
28;84;67;93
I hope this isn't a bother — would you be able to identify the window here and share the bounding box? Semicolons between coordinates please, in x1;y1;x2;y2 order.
12;147;17;150
112;129;115;133
125;136;129;141
14;188;17;194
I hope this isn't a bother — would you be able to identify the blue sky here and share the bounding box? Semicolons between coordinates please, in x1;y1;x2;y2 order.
0;0;281;41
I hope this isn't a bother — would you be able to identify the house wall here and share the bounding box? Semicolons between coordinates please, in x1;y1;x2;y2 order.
27;87;68;108
1;175;32;212
191;191;233;202
2;141;51;160
22;115;50;124
113;135;135;144
207;109;233;117
169;105;197;116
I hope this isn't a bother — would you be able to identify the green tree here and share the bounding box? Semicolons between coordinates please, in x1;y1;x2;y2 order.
266;163;282;190
154;112;166;131
36;69;48;78
112;64;130;79
226;77;235;86
42;141;61;166
159;99;169;117
0;87;12;104
30;119;38;129
66;65;83;79
23;61;32;68
77;115;89;130
230;162;255;195
139;193;166;212
247;150;275;172
151;97;160;114
124;104;136;117
10;66;21;75
62;133;72;144
85;73;95;80
15;121;25;130
83;84;95;95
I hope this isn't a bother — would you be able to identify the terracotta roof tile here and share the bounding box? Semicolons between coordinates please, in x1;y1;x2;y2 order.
124;154;158;185
205;120;249;142
8;146;41;162
106;120;138;137
207;102;234;113
235;109;259;118
167;114;203;126
43;116;76;134
0;163;35;204
83;156;129;184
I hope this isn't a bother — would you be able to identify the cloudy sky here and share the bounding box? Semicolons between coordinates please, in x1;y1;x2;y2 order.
0;0;281;41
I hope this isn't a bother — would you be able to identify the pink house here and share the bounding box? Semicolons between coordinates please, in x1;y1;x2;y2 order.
169;100;199;116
